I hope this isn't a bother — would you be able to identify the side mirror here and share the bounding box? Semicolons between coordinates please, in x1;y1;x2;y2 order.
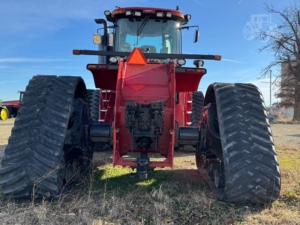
194;30;199;43
93;33;102;44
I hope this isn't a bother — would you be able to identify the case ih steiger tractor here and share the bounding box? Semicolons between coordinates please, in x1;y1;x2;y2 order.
0;6;280;204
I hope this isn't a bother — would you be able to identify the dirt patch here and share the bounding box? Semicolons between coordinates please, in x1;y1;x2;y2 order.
0;118;14;146
0;118;14;161
271;124;300;147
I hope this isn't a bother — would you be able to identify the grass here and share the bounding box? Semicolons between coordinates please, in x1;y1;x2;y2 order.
94;166;175;194
273;111;295;123
0;147;300;225
275;118;293;123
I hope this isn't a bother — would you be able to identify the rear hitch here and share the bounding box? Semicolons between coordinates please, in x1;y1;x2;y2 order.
130;153;154;179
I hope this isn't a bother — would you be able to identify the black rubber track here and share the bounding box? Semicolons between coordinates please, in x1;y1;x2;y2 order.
191;91;204;127
211;83;281;203
87;89;100;123
0;75;92;198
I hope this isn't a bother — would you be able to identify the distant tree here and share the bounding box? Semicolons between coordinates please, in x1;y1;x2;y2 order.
259;1;300;121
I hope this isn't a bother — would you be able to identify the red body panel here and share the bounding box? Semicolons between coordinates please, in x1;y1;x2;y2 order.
2;100;20;109
90;68;204;93
175;72;204;92
88;51;207;169
92;69;117;90
174;92;192;126
113;59;176;168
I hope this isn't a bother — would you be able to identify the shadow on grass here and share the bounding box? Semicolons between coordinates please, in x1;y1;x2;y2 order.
0;166;275;225
89;167;271;224
287;134;300;137
93;151;197;164
92;166;208;197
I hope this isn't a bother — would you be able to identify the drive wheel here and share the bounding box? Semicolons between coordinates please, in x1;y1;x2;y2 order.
0;76;93;198
196;154;206;169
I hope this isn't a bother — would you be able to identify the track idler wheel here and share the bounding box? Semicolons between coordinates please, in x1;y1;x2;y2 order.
212;162;225;189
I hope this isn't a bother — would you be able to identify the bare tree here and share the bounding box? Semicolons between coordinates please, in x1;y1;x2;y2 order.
259;1;300;121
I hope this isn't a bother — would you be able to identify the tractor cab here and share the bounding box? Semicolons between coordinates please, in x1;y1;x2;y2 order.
93;7;198;64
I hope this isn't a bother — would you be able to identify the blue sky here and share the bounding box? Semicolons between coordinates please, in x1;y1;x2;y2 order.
0;0;287;107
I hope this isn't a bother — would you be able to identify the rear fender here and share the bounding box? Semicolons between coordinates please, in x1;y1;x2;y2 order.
201;85;222;156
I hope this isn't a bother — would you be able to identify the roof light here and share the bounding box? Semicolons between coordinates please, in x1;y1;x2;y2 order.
73;50;80;55
185;68;207;74
193;60;204;68
156;12;163;17
185;69;194;73
126;10;132;16
196;68;207;74
109;57;118;64
87;64;108;70
104;10;111;16
177;59;186;66
134;11;142;16
112;9;123;15
214;55;221;60
143;9;155;13
185;14;191;20
166;12;172;18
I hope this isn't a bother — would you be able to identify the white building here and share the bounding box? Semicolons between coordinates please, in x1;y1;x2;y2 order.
279;62;295;118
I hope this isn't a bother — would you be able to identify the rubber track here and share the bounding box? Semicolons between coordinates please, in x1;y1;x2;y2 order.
87;89;100;123
191;91;204;127
0;75;84;198
213;83;281;203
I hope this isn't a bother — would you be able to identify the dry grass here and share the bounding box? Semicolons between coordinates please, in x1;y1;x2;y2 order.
274;111;293;123
275;117;293;123
0;145;299;225
1;119;300;224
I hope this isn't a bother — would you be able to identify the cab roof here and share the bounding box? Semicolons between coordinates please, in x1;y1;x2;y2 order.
105;7;190;25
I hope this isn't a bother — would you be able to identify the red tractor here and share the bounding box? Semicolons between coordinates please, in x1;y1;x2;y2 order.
1;91;25;118
0;7;280;204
